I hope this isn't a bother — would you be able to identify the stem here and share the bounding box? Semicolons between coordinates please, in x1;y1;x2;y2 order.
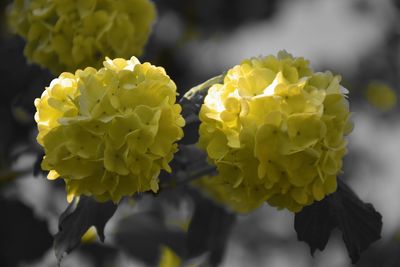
180;73;225;102
160;164;216;190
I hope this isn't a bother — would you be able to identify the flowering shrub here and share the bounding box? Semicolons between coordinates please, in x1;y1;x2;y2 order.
8;0;156;74
197;51;353;212
1;0;387;264
35;57;185;202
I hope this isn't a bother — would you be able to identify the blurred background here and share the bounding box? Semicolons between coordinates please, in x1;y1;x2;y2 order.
0;0;399;266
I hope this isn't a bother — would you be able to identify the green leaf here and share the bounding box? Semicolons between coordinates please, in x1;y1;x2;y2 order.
54;196;117;265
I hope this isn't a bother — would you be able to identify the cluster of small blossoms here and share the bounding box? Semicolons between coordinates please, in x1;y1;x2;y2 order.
8;0;156;74
35;57;185;202
197;51;353;212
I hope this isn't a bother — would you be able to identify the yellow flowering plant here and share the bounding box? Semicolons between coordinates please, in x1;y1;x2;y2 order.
195;51;353;212
8;0;156;74
3;0;384;264
35;56;185;202
32;50;381;266
180;51;380;264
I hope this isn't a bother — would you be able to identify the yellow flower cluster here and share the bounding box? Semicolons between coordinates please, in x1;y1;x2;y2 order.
366;82;397;112
197;51;352;212
8;0;156;74
35;57;185;202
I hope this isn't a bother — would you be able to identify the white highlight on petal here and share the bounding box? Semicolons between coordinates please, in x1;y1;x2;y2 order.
263;72;284;96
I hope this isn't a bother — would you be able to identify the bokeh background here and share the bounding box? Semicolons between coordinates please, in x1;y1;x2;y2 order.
0;0;399;266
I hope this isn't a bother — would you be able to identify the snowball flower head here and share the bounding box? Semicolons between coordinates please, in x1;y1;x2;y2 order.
35;57;185;202
8;0;156;74
197;51;353;212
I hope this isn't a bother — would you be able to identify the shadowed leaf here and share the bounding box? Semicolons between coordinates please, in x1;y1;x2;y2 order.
179;120;201;145
179;94;204;145
332;179;382;263
294;179;382;263
187;192;236;266
113;211;186;265
54;196;117;265
294;196;335;255
80;243;119;267
33;150;45;177
179;74;225;145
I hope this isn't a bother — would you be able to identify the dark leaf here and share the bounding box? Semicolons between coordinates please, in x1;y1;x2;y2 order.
54;196;117;265
0;36;53;163
179;120;201;145
187;192;236;266
332;179;382;263
294;196;335;255
33;150;45;177
178;74;225;145
160;145;215;190
0;197;53;267
355;239;400;267
113;211;186;265
80;243;119;267
294;179;382;263
179;94;203;145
